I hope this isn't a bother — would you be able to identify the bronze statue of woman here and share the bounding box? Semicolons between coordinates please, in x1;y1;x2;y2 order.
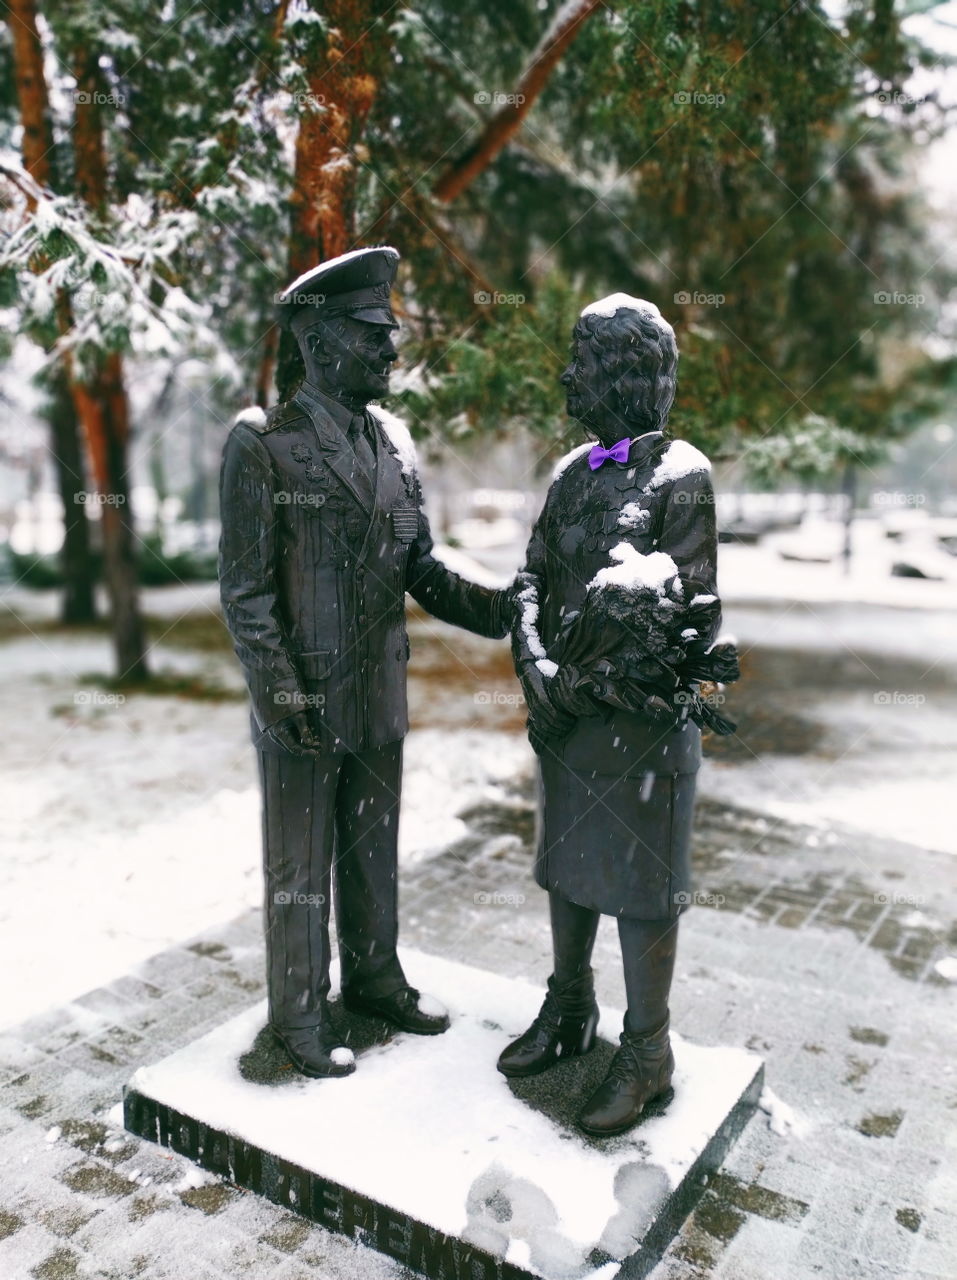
499;294;738;1136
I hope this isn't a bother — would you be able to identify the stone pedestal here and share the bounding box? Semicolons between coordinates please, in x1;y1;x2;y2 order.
124;951;763;1279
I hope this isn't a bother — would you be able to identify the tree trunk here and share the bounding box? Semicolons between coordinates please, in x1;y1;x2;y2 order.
70;45;149;679
71;355;148;678
277;0;392;400
49;369;98;623
4;0;100;623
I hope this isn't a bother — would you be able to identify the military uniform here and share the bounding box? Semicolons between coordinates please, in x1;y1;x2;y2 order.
219;252;507;1034
513;430;721;920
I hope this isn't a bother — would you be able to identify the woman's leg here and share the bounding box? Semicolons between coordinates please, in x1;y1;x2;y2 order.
497;892;601;1077
577;915;678;1135
550;891;600;986
617;915;679;1035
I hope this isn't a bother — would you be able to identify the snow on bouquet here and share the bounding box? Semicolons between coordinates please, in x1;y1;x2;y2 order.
553;542;740;735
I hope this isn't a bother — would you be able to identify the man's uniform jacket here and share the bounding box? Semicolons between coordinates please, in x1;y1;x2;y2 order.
219;383;505;754
218;384;505;1026
513;430;722;920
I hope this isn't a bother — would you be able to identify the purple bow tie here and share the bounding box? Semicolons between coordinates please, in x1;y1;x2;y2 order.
588;437;631;470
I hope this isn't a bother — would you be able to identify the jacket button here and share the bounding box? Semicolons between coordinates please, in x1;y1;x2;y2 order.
358;613;367;624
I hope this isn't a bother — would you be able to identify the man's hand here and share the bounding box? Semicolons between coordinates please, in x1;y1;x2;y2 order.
265;711;324;756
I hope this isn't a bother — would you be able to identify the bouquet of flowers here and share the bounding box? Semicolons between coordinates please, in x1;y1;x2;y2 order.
552;543;739;736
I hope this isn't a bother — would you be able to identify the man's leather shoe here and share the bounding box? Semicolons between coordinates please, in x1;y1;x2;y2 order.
497;972;599;1078
577;1016;673;1137
342;985;450;1035
272;1023;356;1078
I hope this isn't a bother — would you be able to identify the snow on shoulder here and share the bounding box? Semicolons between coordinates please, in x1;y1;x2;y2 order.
233;406;267;431
589;542;680;595
644;438;710;491
368;404;417;476
581;293;676;341
551;441;593;481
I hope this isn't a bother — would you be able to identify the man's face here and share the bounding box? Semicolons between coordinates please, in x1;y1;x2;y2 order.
307;315;398;402
560;329;625;440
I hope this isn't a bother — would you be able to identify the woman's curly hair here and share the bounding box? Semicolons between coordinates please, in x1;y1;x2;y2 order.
575;305;678;432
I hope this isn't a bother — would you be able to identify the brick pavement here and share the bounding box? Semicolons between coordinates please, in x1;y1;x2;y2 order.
0;781;955;1280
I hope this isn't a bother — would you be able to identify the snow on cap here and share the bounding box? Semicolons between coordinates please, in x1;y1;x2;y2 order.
279;246;400;332
580;293;675;340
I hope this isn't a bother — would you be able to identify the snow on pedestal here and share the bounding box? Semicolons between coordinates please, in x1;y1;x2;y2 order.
124;951;762;1280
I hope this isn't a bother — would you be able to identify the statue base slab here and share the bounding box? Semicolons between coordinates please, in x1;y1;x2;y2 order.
124;950;762;1279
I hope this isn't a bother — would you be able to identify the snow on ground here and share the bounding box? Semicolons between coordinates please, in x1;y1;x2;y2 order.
718;520;957;609
0;619;535;1029
708;597;957;856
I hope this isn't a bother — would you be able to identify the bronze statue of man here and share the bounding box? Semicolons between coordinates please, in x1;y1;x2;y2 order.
498;294;737;1136
219;246;509;1078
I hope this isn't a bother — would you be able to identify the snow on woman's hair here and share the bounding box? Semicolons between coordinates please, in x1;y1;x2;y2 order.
580;292;676;342
368;404;417;476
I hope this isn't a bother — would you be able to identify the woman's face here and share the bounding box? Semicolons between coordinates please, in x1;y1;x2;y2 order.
560;327;631;443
